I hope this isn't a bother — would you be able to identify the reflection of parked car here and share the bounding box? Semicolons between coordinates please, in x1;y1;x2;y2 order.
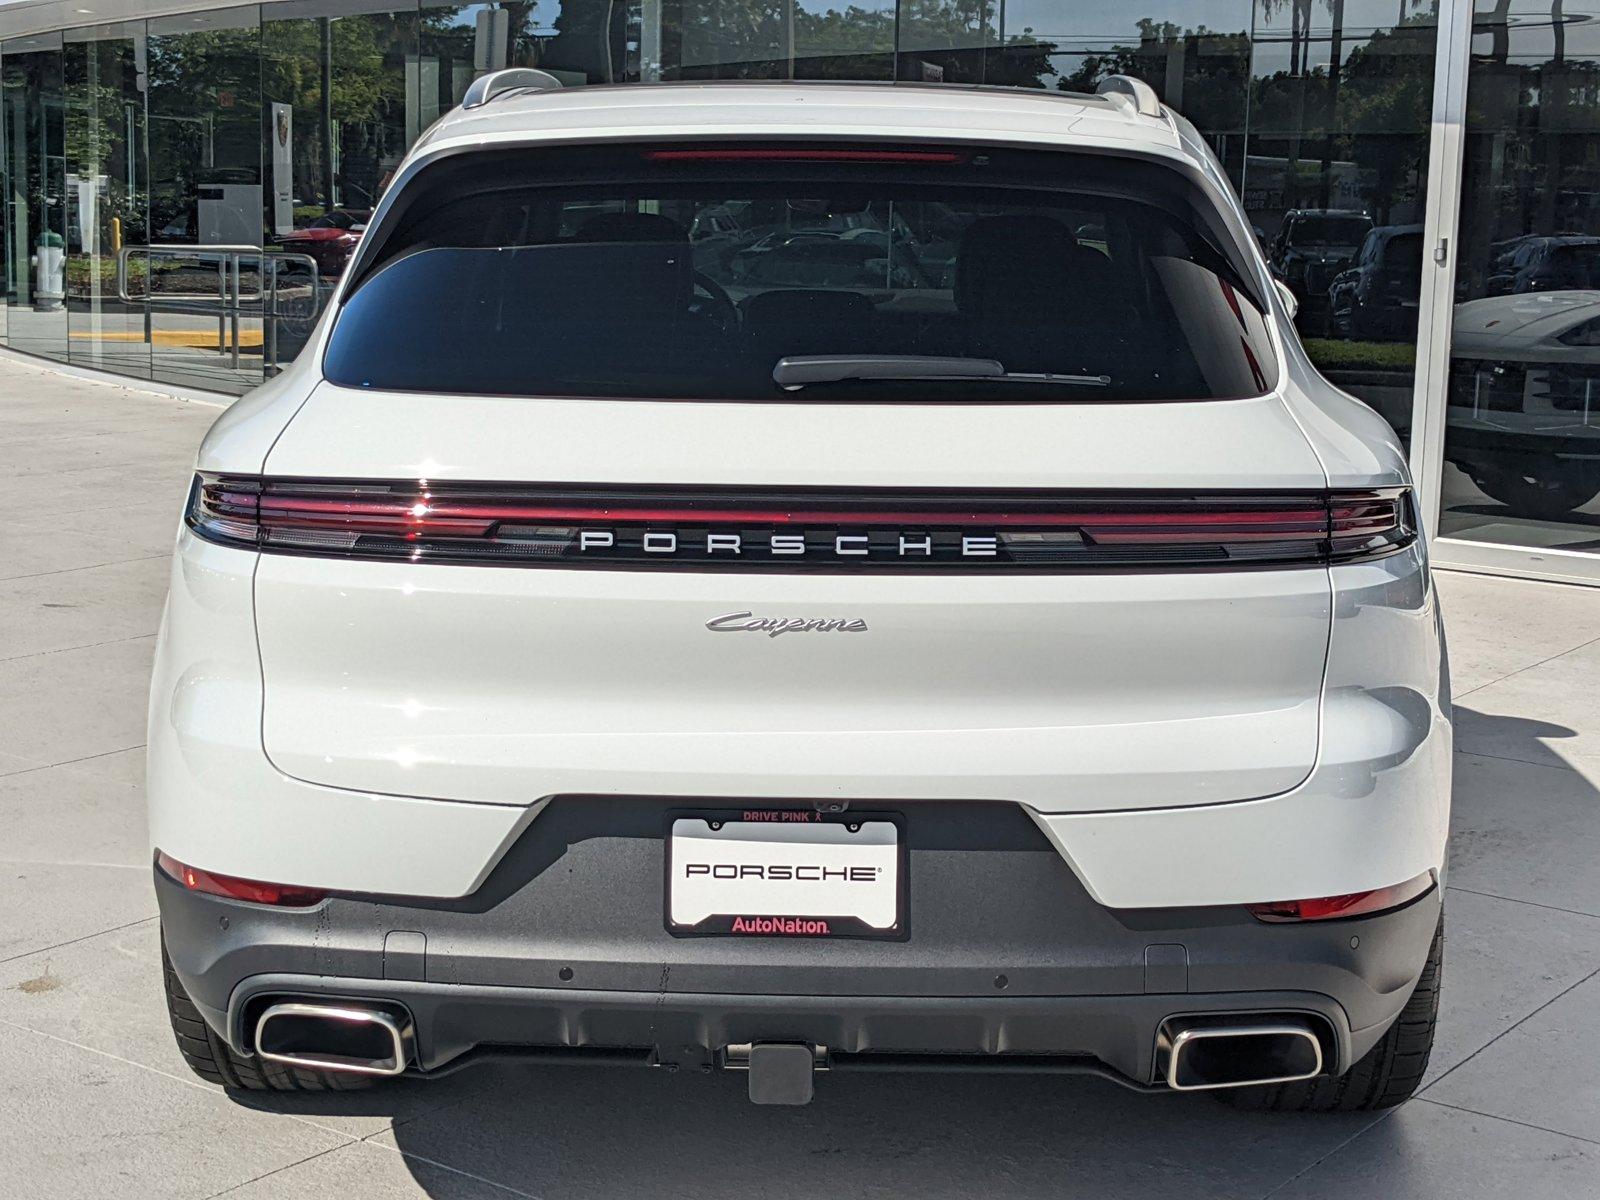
278;209;371;276
735;237;919;289
688;204;745;243
1269;209;1372;331
1486;235;1600;296
1328;225;1423;341
1447;291;1600;516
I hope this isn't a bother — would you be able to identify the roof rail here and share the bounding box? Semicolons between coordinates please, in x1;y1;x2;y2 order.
461;68;564;110
1095;75;1163;119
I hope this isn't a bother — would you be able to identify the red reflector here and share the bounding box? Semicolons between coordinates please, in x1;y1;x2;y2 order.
644;148;965;164
1246;873;1434;923
156;852;327;908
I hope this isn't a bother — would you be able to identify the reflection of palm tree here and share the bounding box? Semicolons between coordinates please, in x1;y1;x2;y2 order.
1259;0;1321;77
1489;0;1512;63
1398;0;1427;27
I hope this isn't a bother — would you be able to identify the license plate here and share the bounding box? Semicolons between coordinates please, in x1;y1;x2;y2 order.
665;811;904;938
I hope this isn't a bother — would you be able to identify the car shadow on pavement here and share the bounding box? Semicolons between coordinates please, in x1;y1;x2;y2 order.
243;1059;1377;1199
1450;705;1580;773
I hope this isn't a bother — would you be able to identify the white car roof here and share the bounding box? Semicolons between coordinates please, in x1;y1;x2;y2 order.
410;81;1191;166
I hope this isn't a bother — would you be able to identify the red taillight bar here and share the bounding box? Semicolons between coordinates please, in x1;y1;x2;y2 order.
156;852;327;908
189;476;1413;570
644;148;966;164
1246;872;1435;923
250;495;1332;532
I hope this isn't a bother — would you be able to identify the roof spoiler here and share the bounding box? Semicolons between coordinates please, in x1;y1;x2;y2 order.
461;68;564;110
1095;75;1163;118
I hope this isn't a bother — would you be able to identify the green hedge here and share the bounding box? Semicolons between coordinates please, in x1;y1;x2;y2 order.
1304;338;1417;372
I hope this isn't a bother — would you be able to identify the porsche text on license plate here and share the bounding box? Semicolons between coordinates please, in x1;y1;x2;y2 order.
666;813;902;937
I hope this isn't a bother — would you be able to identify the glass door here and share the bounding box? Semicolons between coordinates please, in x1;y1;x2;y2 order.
64;23;150;379
1426;0;1600;583
146;6;265;394
1;32;68;363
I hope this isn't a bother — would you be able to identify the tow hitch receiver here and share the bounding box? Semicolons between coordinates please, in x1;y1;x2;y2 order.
729;1042;825;1105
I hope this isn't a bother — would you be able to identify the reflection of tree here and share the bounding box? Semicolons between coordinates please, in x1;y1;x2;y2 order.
541;0;624;82
1332;21;1434;224
1251;16;1434;223
146;27;262;230
417;3;622;86
262;16;408;212
1260;0;1322;78
1055;13;1432;225
62;40;148;297
656;0;1055;84
1057;20;1250;137
1456;2;1600;292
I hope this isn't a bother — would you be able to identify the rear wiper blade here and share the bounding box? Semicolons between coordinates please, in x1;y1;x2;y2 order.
774;355;1001;389
990;371;1112;387
772;354;1109;391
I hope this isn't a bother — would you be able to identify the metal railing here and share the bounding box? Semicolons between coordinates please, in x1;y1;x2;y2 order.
116;244;324;375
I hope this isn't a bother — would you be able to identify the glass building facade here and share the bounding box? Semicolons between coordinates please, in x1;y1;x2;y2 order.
0;0;1594;583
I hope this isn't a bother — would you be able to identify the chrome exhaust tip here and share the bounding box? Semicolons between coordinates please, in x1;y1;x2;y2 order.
1157;1017;1324;1091
254;1001;413;1077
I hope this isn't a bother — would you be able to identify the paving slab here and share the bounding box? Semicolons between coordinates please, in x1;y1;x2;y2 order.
0;422;215;479
1454;641;1600;773
1429;887;1600;1083
0;749;46;776
218;1141;531;1199
1435;571;1600;695
0;758;147;868
0;499;182;580
1450;751;1600;917
1270;1099;1600;1199
0;862;157;964
0;460;193;519
0;1021;350;1200
1424;970;1600;1145
0;921;510;1142
0;554;172;658
50;745;149;788
0;635;154;767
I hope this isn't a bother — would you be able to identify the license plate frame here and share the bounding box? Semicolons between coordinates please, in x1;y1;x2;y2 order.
663;808;908;940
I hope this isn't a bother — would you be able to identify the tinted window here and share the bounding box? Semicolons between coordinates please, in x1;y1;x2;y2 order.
1543;244;1600;289
326;146;1278;401
1382;233;1423;272
1287;215;1371;246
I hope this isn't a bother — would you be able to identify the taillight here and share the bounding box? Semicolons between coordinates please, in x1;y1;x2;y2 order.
156;851;327;907
1246;872;1435;923
187;475;1415;571
644;147;966;164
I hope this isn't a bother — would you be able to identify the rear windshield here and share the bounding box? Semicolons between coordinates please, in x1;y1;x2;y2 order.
325;146;1278;402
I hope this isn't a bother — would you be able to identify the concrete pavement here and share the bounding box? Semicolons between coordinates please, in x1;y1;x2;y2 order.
4;351;1600;1198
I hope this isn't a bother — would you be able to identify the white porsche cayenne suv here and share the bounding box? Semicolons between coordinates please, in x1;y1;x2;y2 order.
150;74;1449;1109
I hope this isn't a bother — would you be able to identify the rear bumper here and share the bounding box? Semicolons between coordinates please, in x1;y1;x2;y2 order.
157;797;1443;1085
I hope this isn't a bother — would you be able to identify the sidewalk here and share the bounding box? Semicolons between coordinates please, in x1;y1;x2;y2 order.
2;353;1600;1199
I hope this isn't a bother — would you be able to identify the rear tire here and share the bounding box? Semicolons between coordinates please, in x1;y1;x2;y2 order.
1216;911;1442;1113
162;936;374;1092
1470;465;1600;519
